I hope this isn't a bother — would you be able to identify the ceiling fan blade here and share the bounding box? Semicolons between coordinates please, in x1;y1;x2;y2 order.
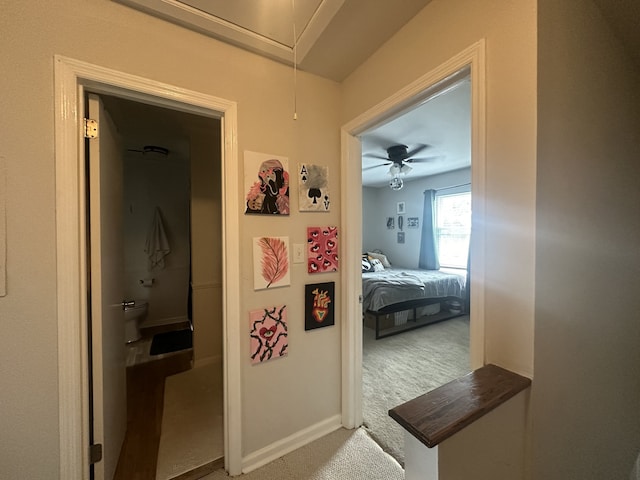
406;144;430;157
362;163;390;171
405;155;442;164
362;152;389;160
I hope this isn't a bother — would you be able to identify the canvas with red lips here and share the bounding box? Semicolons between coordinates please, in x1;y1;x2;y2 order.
307;226;339;274
249;305;288;364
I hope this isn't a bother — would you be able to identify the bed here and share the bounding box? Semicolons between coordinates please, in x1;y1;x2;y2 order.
362;266;466;339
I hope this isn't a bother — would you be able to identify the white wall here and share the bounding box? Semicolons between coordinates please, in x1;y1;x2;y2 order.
362;169;471;268
533;0;640;477
0;1;341;476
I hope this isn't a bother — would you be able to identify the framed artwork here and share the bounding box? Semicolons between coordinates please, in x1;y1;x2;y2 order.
407;217;419;228
305;282;335;330
397;232;405;244
244;151;290;215
398;215;404;231
397;202;405;214
386;217;395;229
249;305;288;364
253;236;290;290
298;164;330;212
307;226;339;273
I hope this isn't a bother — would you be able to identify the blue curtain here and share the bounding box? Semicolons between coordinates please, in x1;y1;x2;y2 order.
418;189;440;270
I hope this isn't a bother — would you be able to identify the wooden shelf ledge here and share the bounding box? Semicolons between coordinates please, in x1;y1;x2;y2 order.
389;364;531;448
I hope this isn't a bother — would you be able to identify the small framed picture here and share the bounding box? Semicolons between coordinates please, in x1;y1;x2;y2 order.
386;217;395;229
407;217;419;228
397;232;405;244
397;202;405;214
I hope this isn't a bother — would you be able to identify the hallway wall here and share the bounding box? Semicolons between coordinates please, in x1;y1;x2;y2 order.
0;1;341;477
533;0;640;477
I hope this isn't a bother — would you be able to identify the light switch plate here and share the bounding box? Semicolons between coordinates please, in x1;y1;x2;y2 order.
293;243;305;264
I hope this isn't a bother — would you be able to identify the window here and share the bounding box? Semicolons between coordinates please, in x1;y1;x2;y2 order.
435;192;471;269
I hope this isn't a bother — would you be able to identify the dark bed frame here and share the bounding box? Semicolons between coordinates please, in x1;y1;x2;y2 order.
366;295;465;339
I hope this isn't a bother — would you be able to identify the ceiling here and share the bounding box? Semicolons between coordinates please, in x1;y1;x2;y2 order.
111;1;638;187
115;0;433;82
361;74;471;188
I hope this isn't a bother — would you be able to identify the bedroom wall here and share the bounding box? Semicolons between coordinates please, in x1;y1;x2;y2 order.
532;0;640;477
0;1;341;477
343;0;536;477
362;169;471;269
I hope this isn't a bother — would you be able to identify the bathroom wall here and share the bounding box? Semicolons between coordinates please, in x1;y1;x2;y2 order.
190;124;223;364
123;150;191;324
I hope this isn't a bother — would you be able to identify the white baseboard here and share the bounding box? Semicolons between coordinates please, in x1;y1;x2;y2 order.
242;414;343;473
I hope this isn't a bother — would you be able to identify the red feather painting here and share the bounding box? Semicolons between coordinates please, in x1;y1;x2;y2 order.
253;236;290;290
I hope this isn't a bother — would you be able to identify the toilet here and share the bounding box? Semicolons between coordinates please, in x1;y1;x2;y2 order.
124;300;148;343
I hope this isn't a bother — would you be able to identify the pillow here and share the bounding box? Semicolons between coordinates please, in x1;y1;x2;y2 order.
367;251;391;268
361;254;373;272
369;258;385;272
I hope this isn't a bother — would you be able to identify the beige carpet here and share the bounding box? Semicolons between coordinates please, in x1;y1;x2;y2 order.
156;361;224;480
362;315;470;466
200;427;403;480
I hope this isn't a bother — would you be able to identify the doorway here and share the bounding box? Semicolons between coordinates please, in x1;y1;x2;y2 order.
89;93;223;478
358;70;472;465
339;41;487;434
54;56;243;478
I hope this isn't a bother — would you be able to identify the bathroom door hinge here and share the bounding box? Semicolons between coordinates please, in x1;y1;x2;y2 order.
84;118;98;139
359;295;363;304
89;443;102;464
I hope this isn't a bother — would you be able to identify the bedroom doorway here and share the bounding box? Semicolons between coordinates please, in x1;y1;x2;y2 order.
339;41;486;456
358;69;472;465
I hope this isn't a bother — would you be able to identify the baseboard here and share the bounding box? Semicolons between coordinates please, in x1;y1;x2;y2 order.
242;414;343;473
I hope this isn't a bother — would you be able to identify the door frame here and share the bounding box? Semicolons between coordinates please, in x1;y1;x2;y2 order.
340;41;487;428
54;55;242;478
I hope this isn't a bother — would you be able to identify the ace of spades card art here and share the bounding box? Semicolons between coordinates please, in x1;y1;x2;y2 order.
298;164;330;212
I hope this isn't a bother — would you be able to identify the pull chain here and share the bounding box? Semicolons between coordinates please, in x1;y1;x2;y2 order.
292;0;298;120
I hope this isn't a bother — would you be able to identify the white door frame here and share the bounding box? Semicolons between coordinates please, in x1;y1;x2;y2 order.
340;41;487;428
54;55;243;478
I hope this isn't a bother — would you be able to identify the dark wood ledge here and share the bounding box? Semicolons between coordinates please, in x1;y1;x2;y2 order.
389;364;531;448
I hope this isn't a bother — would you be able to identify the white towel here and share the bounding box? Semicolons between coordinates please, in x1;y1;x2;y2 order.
145;208;170;271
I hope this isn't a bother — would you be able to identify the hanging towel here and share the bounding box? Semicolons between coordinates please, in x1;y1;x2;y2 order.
145;207;170;271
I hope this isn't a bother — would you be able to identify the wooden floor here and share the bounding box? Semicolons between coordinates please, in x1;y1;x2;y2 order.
113;332;193;480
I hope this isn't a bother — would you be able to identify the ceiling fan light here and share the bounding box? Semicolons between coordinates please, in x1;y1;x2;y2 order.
389;176;403;190
400;164;412;174
388;164;401;176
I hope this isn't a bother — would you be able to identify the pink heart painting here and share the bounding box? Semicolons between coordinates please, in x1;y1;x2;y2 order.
249;305;288;364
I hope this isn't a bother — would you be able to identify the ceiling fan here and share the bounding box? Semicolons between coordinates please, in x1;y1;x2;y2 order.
126;145;170;160
363;144;436;190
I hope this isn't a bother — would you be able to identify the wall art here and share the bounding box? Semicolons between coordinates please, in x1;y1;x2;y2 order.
386;217;395;229
249;305;288;364
305;282;335;330
397;232;405;244
253;236;290;290
244;151;290;215
396;201;405;214
407;217;419;228
298;164;330;212
307;226;339;274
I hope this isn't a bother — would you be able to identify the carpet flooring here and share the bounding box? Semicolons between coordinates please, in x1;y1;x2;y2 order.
362;315;470;466
200;428;403;480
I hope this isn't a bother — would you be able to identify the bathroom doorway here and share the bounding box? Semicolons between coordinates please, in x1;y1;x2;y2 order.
92;93;224;479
